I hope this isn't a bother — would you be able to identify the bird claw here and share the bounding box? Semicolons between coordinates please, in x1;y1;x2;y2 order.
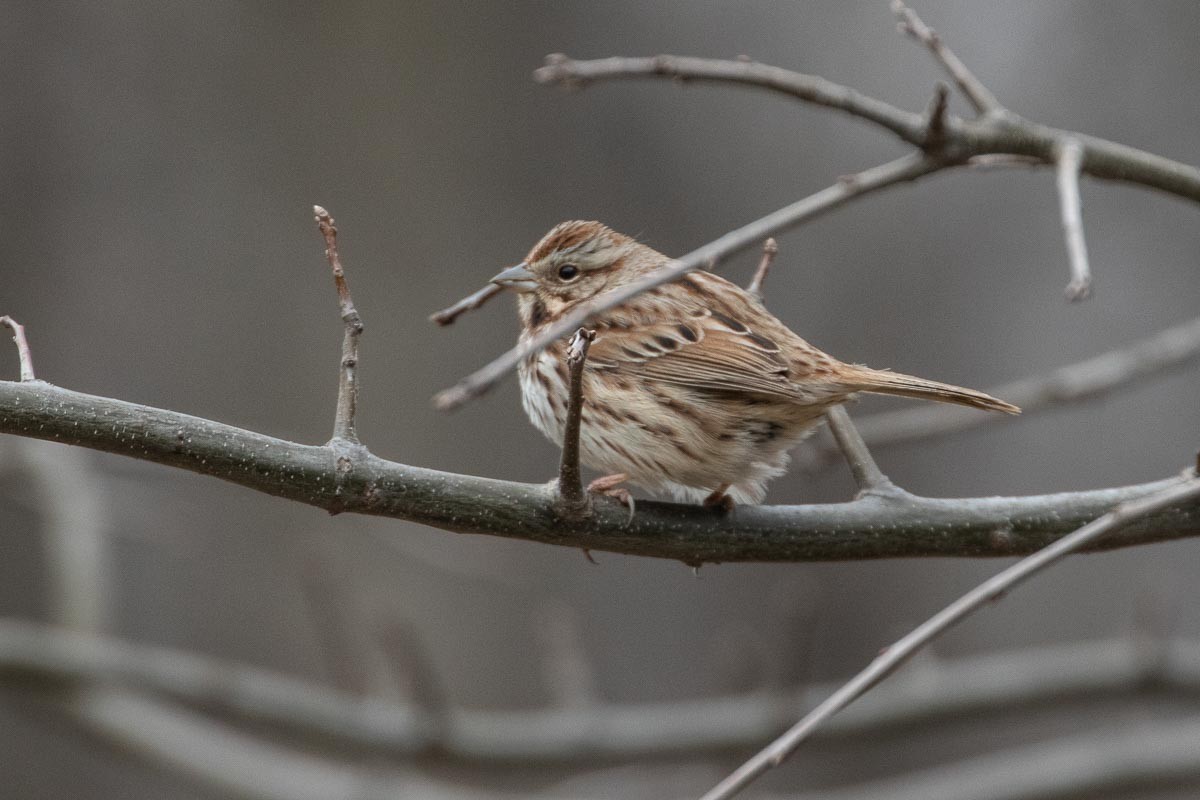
587;473;635;522
702;487;735;513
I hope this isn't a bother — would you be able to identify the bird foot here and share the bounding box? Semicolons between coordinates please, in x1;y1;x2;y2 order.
587;473;635;521
702;485;735;512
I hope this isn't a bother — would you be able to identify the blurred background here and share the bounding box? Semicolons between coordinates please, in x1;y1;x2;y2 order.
2;1;1200;797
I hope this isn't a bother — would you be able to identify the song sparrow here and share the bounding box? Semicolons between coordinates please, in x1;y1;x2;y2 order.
490;221;1019;508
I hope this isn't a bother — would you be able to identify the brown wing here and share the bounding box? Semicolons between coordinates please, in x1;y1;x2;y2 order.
586;308;802;400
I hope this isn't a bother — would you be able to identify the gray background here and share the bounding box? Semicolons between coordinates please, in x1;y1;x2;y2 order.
2;1;1200;797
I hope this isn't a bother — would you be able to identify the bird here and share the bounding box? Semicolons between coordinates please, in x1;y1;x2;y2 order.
489;221;1019;509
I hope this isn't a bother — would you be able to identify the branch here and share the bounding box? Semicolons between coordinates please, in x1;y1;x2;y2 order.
557;328;595;510
798;314;1200;465
532;55;1200;202
6;617;1200;762
891;0;1002;115
805;717;1200;800
429;283;505;326
824;406;900;498
434;153;943;410
699;476;1200;800
744;238;778;299
1055;138;1093;300
3;379;1200;563
0;316;35;382
313;206;364;444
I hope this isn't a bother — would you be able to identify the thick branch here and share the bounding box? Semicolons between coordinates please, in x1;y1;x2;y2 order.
701;476;1200;799
3;379;1200;563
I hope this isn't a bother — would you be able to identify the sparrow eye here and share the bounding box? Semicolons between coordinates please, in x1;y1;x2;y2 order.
557;264;580;281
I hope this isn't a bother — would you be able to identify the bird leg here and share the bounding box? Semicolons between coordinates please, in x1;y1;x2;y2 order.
702;484;735;512
587;473;635;520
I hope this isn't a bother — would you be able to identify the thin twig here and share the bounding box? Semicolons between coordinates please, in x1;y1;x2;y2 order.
922;82;950;152
433;153;942;411
797;314;1200;467
1056;137;1093;300
699;474;1200;800
313;206;364;444
824;406;900;498
745;238;778;299
0;316;35;382
557;328;595;510
891;0;1002;115
429;283;506;326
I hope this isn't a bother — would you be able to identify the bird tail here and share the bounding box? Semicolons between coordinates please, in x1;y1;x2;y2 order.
841;366;1020;415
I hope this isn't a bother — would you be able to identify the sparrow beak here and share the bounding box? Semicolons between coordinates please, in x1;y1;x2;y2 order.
490;262;538;293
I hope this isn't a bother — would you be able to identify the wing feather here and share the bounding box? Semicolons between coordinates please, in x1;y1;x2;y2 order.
587;308;800;400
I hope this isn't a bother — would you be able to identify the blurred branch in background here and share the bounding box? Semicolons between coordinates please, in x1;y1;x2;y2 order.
702;476;1200;799
797;313;1200;470
0;619;1197;762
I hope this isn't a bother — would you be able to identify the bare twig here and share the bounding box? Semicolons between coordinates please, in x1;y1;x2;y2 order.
824;406;900;498
429;283;506;326
891;0;1002;115
434;153;942;410
798;314;1200;466
700;475;1200;800
0;316;35;382
536;53;927;145
745;238;778;299
533;56;1200;203
557;328;595;510
313;206;364;444
1056;138;1093;300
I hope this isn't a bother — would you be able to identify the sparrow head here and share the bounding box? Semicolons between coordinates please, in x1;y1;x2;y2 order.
490;221;644;328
